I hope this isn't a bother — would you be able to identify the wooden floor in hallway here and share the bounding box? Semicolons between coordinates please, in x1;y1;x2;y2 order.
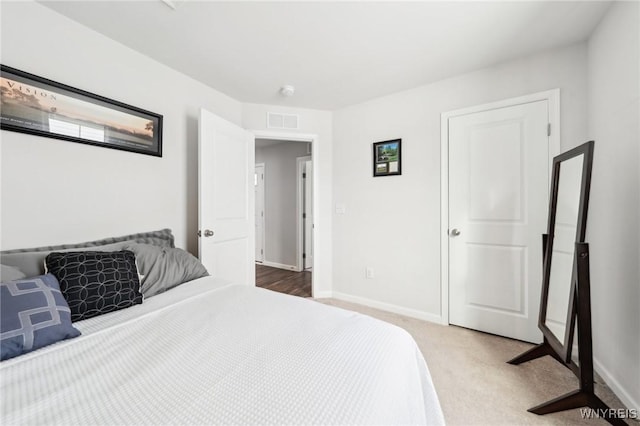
256;264;311;297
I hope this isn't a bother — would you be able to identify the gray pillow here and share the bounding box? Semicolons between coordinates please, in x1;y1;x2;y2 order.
0;229;175;278
122;243;208;298
0;264;27;282
1;241;134;279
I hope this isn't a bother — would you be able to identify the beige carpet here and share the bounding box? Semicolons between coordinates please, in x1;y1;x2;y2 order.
315;298;635;426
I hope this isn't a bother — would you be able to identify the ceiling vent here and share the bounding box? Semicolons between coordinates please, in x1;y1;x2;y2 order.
267;112;299;130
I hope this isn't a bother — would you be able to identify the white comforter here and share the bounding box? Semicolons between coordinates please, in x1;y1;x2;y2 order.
1;277;444;425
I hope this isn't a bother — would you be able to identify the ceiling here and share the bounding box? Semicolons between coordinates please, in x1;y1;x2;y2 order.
40;1;611;110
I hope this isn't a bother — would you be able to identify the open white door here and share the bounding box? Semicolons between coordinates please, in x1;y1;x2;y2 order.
198;108;255;286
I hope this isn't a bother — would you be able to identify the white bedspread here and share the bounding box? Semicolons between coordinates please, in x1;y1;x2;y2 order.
1;277;444;425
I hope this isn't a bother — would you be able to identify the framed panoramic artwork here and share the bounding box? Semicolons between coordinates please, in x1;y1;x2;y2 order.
373;139;401;177
0;65;163;157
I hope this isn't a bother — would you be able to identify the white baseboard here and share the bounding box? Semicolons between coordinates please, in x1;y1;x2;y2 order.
593;357;639;411
260;261;299;272
330;291;443;325
312;290;333;299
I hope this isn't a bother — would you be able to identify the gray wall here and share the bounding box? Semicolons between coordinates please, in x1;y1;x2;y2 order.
332;43;588;317
255;141;310;268
587;1;639;409
0;2;242;253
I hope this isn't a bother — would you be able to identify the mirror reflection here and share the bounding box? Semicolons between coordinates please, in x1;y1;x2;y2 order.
545;154;584;343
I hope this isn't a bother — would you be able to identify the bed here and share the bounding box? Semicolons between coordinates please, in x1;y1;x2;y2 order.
0;231;444;425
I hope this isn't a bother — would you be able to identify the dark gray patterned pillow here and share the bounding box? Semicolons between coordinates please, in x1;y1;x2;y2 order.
45;251;142;322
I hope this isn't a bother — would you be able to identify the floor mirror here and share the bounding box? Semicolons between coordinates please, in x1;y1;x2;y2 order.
508;141;624;425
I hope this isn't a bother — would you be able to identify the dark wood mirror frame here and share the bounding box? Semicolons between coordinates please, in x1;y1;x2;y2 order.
540;141;594;363
508;141;625;425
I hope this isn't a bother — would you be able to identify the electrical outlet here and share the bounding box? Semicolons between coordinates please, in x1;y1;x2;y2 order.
365;267;374;279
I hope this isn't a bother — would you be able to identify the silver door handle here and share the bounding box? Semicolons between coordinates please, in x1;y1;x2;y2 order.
450;228;461;237
198;229;214;237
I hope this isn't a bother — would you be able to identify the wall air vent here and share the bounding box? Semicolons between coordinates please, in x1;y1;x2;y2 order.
267;112;299;130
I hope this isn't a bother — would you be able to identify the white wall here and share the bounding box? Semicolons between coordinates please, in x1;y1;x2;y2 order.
255;141;309;268
242;103;332;296
587;1;640;409
0;1;242;253
332;43;588;318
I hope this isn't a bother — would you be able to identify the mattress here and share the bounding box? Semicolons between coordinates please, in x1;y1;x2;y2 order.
1;276;444;425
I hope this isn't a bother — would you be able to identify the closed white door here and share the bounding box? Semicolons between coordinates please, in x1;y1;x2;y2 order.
198;108;255;286
448;100;549;343
304;160;313;270
255;164;265;263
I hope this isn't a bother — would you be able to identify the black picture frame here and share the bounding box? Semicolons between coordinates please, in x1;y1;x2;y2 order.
1;65;163;157
373;139;401;177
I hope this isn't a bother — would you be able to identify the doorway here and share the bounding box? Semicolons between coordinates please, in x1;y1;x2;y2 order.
254;137;314;297
255;264;311;297
441;90;560;343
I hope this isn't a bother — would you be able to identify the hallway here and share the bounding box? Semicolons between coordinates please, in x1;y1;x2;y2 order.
255;264;311;297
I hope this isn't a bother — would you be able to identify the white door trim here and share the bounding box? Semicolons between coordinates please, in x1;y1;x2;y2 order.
304;159;313;271
440;89;561;326
253;130;318;297
255;162;265;263
296;156;312;272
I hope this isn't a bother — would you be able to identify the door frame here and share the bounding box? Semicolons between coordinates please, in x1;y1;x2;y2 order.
254;162;265;263
252;130;319;297
304;159;313;270
440;89;561;326
296;156;312;272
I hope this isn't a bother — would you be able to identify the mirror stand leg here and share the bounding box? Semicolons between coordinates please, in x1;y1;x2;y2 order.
528;389;627;426
507;339;563;365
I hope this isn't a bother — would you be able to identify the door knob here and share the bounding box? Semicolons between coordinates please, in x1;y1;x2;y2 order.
198;229;214;237
450;228;461;237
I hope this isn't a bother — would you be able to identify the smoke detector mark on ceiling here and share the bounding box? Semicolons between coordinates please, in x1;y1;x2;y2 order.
280;85;295;97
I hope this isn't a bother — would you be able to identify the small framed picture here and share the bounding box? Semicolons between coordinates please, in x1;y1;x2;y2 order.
373;139;401;177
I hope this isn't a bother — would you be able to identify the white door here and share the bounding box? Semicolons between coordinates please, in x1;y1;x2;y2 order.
255;163;265;263
198;108;255;286
448;100;549;343
304;160;313;270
